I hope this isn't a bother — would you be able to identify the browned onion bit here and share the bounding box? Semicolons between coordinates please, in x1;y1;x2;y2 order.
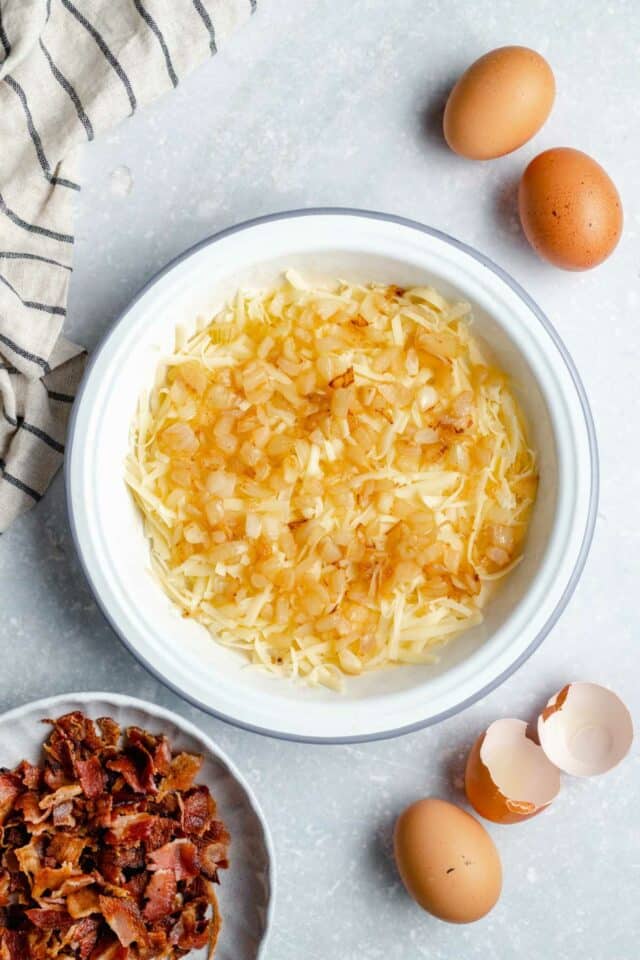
0;712;229;960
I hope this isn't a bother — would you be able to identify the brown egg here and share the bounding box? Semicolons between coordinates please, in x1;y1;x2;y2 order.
518;148;623;269
393;797;502;923
443;46;555;160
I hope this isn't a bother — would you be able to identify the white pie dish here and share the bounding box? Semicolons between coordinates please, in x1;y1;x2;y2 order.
0;692;274;959
66;209;598;742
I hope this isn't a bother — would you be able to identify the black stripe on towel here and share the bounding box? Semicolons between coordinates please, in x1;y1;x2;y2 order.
1;411;65;454
47;389;75;403
40;39;95;141
0;273;66;317
0;193;74;244
60;0;137;115
3;76;81;190
0;251;72;271
0;459;42;501
0;332;51;373
133;0;178;88
32;423;62;454
0;9;11;58
1;408;18;427
192;0;217;54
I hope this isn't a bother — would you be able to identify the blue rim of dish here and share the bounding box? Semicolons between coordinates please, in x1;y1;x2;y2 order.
65;207;599;744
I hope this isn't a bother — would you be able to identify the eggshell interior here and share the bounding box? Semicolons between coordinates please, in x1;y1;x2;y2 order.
481;718;560;805
538;682;634;776
466;718;560;822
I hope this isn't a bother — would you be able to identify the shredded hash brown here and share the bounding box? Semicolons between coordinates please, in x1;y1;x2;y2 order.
126;273;537;690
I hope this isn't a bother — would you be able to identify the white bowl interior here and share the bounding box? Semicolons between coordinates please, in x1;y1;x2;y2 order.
68;214;594;740
0;693;274;960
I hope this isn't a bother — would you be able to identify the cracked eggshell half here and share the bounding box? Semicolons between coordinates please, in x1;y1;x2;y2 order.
538;682;633;777
465;718;561;823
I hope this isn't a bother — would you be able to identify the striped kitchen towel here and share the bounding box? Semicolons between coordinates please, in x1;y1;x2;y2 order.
0;0;256;532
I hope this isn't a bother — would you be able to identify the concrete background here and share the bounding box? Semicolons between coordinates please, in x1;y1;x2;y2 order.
1;2;638;957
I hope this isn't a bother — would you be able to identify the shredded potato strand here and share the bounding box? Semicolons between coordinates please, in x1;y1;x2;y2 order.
126;274;537;691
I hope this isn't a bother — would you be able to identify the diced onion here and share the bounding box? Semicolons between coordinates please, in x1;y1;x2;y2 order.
125;275;537;692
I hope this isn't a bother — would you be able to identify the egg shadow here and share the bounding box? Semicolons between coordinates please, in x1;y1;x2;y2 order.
365;744;475;889
440;747;469;803
492;175;530;251
365;811;409;898
417;75;459;155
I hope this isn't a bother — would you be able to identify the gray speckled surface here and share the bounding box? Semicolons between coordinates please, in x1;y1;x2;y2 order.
1;1;639;957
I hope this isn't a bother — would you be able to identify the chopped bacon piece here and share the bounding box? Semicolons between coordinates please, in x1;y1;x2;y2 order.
25;907;74;929
96;857;124;887
122;872;147;902
125;727;157;751
159;753;202;796
148;840;200;881
0;870;10;906
198;819;230;879
97;717;121;747
15;839;42;879
144;816;175;852
47;712;102;754
200;840;230;879
86;934;127;960
0;712;229;960
99;845;145;885
180;786;213;836
59;875;97;897
128;745;157;795
152;737;172;777
99;895;148;949
43;761;68;791
47;832;87;866
106;756;146;795
47;711;87;743
154;791;180;819
204;818;228;843
107;743;157;796
90;794;113;829
31;865;93;899
38;782;83;811
14;792;48;825
142;868;176;922
104;813;158;845
0;772;21;824
77;757;106;799
52;800;76;828
43;729;76;777
67;886;101;919
173;898;211;952
65;917;101;960
112;846;146;871
0;929;28;960
1;824;26;851
148;928;168;954
14;761;41;791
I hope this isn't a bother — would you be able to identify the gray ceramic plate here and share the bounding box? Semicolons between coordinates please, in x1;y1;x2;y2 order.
0;692;275;959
